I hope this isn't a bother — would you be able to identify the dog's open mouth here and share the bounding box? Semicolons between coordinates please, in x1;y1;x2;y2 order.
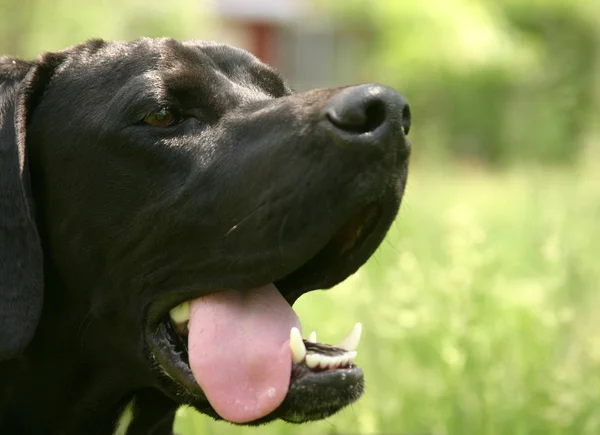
147;203;382;424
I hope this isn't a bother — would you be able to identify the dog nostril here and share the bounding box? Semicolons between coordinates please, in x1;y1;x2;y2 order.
363;100;387;133
326;99;387;135
401;104;411;136
325;85;410;144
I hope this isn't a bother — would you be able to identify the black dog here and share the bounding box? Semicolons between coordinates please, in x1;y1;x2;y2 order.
0;38;411;434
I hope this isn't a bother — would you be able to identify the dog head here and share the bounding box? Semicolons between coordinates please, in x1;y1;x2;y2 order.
0;38;410;426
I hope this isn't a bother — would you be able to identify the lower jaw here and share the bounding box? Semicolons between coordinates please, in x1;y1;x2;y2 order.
144;197;394;423
276;365;365;424
157;366;365;425
147;321;365;424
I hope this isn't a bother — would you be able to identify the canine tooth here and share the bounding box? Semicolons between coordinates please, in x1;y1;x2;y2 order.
169;301;190;324
305;353;321;369
335;322;362;352
307;331;317;343
289;327;306;364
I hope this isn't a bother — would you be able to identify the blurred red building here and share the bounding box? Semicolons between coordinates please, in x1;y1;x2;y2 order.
212;0;366;90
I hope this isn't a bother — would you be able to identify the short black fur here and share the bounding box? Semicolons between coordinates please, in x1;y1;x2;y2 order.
0;38;411;434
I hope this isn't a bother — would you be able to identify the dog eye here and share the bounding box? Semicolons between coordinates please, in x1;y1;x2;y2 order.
143;107;178;127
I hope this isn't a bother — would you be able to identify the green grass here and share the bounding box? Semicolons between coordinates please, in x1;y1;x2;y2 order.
174;165;600;435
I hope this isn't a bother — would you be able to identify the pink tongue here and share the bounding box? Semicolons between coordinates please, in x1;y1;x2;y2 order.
187;283;300;423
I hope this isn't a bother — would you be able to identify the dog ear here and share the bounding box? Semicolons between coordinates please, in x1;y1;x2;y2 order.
0;55;59;360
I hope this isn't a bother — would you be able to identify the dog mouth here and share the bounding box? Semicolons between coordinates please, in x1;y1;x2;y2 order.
147;203;383;424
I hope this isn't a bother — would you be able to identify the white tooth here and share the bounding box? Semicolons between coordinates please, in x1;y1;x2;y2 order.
335;322;362;352
305;353;321;369
289;327;306;364
319;354;346;369
307;331;317;343
169;301;190;324
338;354;351;366
346;351;358;363
329;355;345;368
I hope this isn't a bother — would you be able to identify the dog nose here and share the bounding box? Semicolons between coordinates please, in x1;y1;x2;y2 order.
325;84;410;149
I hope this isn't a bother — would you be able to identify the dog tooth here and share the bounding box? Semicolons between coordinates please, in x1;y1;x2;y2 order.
307;331;317;343
326;355;340;368
319;358;330;369
341;354;353;366
339;354;351;366
319;355;342;369
335;322;362;352
289;327;306;364
169;301;190;324
329;355;345;368
346;351;358;363
305;353;321;369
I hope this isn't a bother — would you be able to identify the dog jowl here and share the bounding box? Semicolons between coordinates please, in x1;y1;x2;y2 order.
0;38;411;434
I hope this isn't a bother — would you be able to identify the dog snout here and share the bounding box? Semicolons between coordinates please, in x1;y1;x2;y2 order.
324;84;411;150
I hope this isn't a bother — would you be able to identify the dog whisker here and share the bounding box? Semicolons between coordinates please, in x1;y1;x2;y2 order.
77;310;96;351
224;206;263;237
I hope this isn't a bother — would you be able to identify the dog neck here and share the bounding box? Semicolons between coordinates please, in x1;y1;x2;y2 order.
1;274;178;434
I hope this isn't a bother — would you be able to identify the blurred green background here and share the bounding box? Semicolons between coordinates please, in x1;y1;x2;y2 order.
2;0;599;434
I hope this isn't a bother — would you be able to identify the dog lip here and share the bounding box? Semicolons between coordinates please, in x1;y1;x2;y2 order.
274;196;396;304
146;198;388;326
147;321;364;423
274;364;365;423
143;198;390;422
146;315;365;424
